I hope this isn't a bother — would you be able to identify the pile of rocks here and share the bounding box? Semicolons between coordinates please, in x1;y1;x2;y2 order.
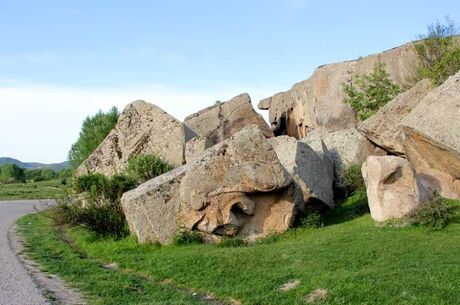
78;41;460;244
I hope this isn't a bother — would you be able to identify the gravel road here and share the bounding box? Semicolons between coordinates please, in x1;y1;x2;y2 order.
0;200;50;305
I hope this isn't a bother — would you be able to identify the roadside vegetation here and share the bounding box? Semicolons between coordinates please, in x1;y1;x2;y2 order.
0;179;64;201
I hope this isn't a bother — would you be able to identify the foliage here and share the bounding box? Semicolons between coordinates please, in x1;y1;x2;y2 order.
338;164;366;197
415;16;460;85
343;62;401;120
172;227;202;246
0;163;26;184
0;179;64;200
25;168;58;182
300;210;323;228
58;168;74;185
218;237;247;248
412;192;455;230
125;154;172;185
68;107;119;169
72;173;135;202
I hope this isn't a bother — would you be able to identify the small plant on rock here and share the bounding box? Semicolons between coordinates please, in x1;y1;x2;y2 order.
126;154;172;185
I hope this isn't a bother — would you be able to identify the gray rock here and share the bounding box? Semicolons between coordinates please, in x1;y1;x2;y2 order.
185;135;213;163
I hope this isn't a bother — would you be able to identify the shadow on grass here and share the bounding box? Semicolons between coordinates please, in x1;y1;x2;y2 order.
322;190;369;226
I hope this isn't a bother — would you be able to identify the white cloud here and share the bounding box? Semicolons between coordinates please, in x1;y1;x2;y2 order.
0;84;273;163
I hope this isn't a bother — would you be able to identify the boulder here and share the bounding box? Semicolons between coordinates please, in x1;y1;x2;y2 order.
268;136;334;209
76;100;195;176
358;79;433;155
401;71;460;199
184;93;273;145
180;125;294;238
259;42;420;138
185;135;213;163
362;156;427;224
302;127;386;178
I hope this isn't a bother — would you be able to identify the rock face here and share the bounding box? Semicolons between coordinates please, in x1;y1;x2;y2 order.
180;125;294;237
122;125;298;244
302;127;386;177
362;156;427;223
184;135;213;163
184;93;273;145
268;136;334;209
259;42;420;138
358;79;433;155
77;101;195;176
401;71;460;199
121;166;190;244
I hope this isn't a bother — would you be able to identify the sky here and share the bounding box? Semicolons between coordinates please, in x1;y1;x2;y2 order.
0;0;459;163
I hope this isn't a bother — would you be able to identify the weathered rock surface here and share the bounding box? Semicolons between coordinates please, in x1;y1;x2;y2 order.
184;93;273;145
302;127;386;177
362;156;427;223
180;125;294;237
401;71;460;199
121;166;190;244
259;42;420;138
185;135;213;163
268;136;334;209
77;100;195;176
358;79;433;155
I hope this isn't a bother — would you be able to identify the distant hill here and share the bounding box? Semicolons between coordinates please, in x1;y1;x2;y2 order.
0;157;70;171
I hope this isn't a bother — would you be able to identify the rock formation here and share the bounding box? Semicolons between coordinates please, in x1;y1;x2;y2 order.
302;127;386;177
268;136;334;209
184;93;273;145
401;71;460;199
362;156;427;224
258;42;420;138
76;100;196;176
358;79;433;155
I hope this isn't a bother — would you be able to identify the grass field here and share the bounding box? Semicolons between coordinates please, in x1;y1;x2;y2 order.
17;194;460;305
0;179;64;200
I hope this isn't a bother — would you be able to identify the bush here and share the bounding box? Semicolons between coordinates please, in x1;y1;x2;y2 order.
172;228;202;246
68;107;119;169
26;168;57;182
415;16;460;85
218;237;247;248
338;164;366;197
343;62;401;120
300;210;323;228
73;173;136;202
51;196;128;238
412;192;455;230
125;154;172;185
0;164;26;184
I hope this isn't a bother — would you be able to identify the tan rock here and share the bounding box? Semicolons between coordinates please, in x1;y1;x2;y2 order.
77;100;195;176
185;135;213;163
362;156;427;223
358;79;433;154
259;42;420;138
184;93;273;145
401;71;460;199
268;136;334;209
302;127;386;178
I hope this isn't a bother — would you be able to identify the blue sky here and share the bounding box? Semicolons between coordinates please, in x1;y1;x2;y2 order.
0;0;459;163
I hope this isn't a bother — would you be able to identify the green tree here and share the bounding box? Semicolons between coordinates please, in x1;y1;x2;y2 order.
343;62;401;120
415;16;460;85
68;107;119;169
0;164;26;184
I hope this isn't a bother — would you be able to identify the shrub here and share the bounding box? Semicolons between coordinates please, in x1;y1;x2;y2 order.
26;168;57;182
412;192;455;230
415;16;460;85
218;237;247;248
72;173;135;202
68;107;119;169
343;62;401;120
172;227;202;246
338;164;366;197
300;210;323;228
125;154;172;185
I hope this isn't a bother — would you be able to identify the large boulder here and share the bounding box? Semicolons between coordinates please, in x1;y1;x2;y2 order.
362;156;427;224
358;79;433;155
184;93;273;145
302;127;386;178
268;136;334;209
259;42;420;138
76;101;195;176
401;71;460;199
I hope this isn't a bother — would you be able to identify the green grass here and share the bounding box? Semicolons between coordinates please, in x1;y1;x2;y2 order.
0;179;64;200
17;195;460;305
